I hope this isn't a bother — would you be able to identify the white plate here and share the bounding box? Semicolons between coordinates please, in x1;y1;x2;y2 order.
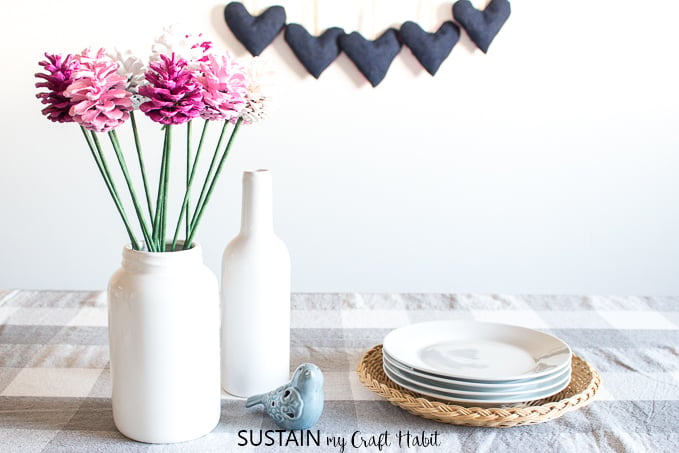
383;361;571;405
383;358;571;397
383;352;571;393
383;349;571;387
383;320;572;381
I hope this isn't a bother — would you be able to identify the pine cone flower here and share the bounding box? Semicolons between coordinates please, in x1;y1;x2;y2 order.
197;53;248;121
110;49;147;109
138;54;204;125
35;53;80;123
64;48;133;132
240;57;275;125
151;24;212;68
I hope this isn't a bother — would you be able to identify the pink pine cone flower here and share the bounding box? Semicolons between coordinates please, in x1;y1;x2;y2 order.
35;53;80;123
139;54;203;125
197;53;248;121
64;49;133;132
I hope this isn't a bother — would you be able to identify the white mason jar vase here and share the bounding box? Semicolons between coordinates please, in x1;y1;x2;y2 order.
107;242;221;443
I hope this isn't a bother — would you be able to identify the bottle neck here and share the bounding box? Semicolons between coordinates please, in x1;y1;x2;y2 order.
240;169;274;234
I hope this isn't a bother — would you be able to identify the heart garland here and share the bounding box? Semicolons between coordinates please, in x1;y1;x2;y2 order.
400;21;460;76
284;24;345;79
453;0;511;53
224;2;286;56
339;29;402;87
224;1;511;86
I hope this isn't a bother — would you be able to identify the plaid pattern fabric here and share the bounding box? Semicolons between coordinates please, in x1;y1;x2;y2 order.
1;290;678;452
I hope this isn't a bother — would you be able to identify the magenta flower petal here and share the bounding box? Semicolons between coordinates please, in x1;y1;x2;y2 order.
139;54;203;125
35;53;80;123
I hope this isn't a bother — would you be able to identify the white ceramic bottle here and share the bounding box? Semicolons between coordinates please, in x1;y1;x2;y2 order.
221;169;291;397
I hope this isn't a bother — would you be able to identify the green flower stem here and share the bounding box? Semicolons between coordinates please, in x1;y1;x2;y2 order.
152;127;170;252
83;127;140;250
170;120;210;251
185;118;242;249
130;111;154;221
108;130;154;249
160;125;173;250
187;120;231;238
185;120;192;244
153;196;164;251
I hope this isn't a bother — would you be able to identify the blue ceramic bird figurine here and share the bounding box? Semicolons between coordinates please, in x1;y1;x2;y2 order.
245;363;324;430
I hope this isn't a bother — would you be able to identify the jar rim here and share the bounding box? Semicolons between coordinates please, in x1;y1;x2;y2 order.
121;242;203;269
124;241;198;254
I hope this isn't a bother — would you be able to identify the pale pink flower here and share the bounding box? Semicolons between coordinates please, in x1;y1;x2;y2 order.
196;53;248;121
64;48;133;132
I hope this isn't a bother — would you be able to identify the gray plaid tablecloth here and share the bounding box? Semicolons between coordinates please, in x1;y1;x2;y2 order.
1;290;678;452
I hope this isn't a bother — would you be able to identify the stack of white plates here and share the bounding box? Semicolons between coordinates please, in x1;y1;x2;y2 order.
382;320;572;406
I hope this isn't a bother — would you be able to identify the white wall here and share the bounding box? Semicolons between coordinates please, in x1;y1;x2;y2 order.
1;0;677;294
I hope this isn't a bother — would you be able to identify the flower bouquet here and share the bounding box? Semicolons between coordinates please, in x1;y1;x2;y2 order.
35;26;271;252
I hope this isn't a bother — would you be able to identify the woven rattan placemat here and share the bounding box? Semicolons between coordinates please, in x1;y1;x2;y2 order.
356;345;601;428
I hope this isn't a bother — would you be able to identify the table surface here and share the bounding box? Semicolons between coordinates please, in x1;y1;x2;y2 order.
0;290;677;452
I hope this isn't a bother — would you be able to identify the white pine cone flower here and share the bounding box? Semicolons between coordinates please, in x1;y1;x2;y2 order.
109;49;146;90
240;94;271;124
150;24;212;69
240;56;275;124
109;49;147;109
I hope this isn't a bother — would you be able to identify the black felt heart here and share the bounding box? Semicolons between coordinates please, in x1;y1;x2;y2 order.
338;29;402;87
224;2;286;56
284;24;345;79
453;0;511;53
400;21;460;76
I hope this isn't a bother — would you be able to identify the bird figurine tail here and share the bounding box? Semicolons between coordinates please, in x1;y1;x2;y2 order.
245;393;265;408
